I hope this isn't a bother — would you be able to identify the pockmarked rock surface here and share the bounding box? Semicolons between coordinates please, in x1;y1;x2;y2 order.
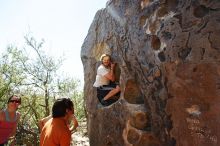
81;0;220;146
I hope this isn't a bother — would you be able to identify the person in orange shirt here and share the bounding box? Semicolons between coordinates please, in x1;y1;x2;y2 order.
39;113;78;133
40;98;75;146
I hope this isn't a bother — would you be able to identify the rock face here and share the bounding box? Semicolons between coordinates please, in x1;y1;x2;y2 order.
81;0;220;146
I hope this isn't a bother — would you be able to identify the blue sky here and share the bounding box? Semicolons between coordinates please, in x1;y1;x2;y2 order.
0;0;106;88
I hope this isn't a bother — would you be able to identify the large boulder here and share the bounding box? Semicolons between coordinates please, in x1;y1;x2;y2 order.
81;0;220;146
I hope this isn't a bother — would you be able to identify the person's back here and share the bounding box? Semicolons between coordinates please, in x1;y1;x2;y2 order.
40;118;71;146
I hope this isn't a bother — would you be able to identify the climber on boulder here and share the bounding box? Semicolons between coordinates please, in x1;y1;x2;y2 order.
93;54;120;106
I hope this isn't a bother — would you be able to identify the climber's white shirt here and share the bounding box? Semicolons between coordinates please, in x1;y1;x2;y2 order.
93;64;110;87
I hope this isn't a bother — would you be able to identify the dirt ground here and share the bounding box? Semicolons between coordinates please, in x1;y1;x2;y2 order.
72;121;89;146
